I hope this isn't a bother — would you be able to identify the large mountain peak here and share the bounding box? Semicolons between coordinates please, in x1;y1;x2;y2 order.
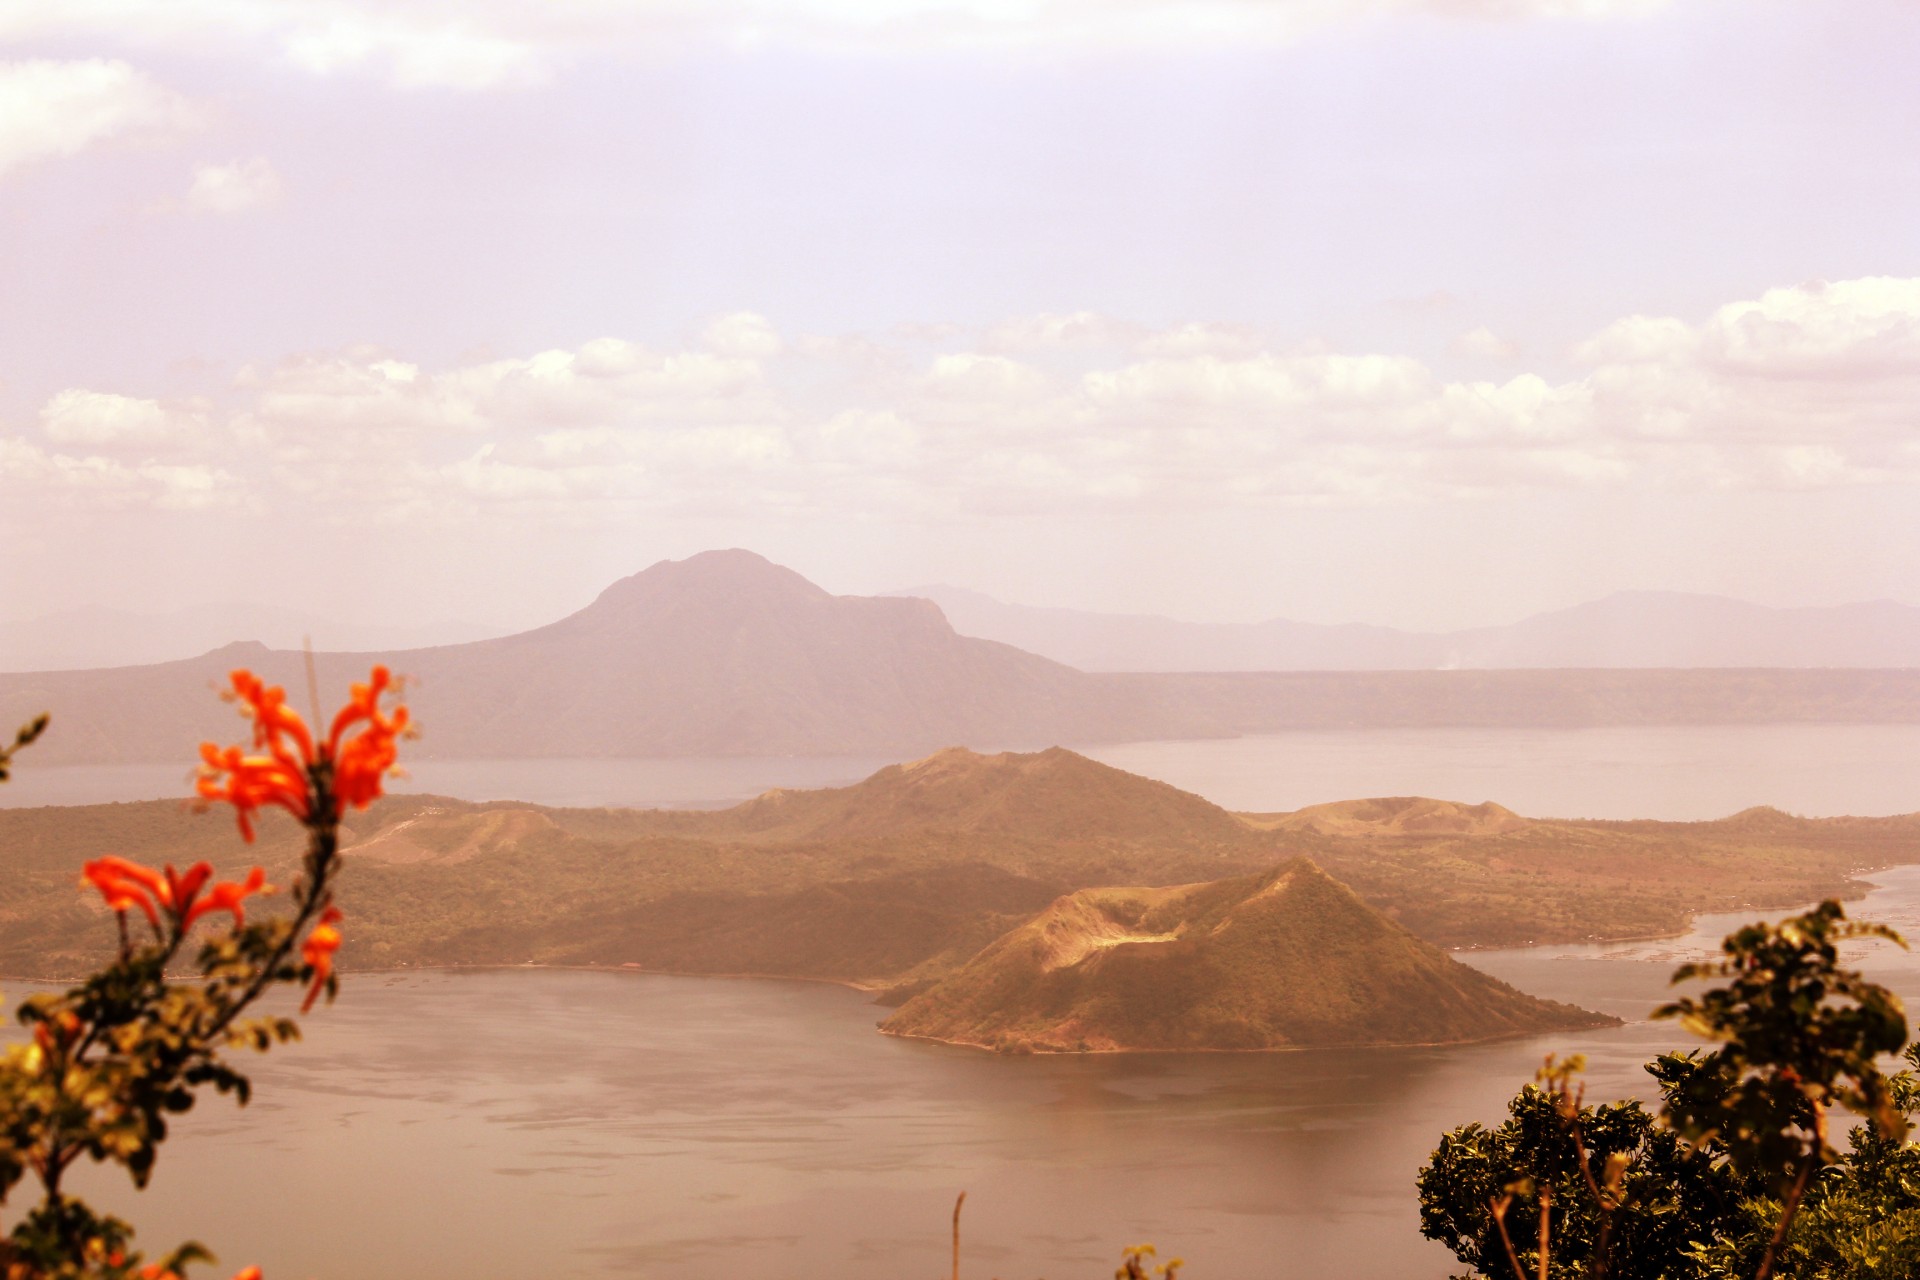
582;549;834;616
628;547;821;589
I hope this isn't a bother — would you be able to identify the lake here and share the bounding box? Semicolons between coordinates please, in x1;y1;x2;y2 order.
7;722;1920;819
11;726;1920;1277
32;867;1920;1280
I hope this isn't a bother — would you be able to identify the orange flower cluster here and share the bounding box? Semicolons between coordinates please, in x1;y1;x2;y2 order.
196;666;409;841
301;905;344;1014
81;857;272;935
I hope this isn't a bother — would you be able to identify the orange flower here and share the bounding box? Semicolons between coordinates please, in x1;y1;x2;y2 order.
81;856;168;930
81;857;272;935
196;742;309;841
328;665;409;812
301;905;344;1014
197;665;409;841
183;866;275;929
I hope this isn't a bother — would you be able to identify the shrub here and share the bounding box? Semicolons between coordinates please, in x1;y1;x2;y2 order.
0;667;408;1280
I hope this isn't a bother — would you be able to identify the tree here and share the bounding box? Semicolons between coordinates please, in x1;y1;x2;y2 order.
1658;902;1909;1280
1420;901;1915;1280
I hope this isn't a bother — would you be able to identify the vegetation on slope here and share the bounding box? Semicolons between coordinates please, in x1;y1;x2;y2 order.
2;750;1914;990
880;858;1612;1052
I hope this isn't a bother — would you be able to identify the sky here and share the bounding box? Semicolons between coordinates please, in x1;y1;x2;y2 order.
1;0;1917;635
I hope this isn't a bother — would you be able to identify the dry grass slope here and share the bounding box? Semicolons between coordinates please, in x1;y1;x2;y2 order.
3;748;1915;993
880;859;1613;1052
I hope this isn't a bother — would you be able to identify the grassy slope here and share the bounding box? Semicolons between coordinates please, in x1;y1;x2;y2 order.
880;860;1613;1052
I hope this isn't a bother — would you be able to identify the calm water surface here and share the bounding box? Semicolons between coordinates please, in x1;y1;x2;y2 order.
33;868;1920;1280
12;729;1920;1276
7;723;1920;819
1084;723;1920;820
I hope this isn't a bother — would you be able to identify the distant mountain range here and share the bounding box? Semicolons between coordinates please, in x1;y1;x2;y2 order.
0;551;1179;764
8;550;1920;766
891;584;1920;671
13;577;1915;679
0;602;503;672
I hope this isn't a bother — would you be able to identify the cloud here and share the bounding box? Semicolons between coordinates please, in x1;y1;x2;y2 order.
0;59;199;178
922;353;1050;402
0;435;241;511
184;157;284;214
1133;323;1265;360
0;0;1688;90
39;390;211;453
1453;326;1520;361
702;312;784;360
981;312;1146;353
278;10;546;90
11;274;1919;524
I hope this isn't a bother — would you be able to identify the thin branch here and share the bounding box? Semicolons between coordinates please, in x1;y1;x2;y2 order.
1756;1110;1825;1280
952;1191;966;1280
1535;1183;1551;1280
1490;1194;1528;1280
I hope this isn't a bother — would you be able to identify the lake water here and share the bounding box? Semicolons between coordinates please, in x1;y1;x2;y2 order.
27;867;1920;1280
1085;723;1920;820
11;727;1920;1277
7;722;1920;819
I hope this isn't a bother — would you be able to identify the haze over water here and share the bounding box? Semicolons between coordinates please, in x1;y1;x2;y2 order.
7;724;1920;820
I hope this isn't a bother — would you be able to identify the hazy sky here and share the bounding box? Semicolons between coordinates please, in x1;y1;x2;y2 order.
2;0;1917;634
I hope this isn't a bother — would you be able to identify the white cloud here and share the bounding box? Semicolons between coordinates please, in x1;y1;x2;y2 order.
39;389;210;453
0;59;199;179
1133;322;1264;360
1453;326;1520;361
922;353;1050;402
279;11;546;90
0;435;241;511
0;0;1689;90
982;311;1146;353
1702;277;1920;377
702;312;784;360
10;273;1918;523
1574;278;1920;469
184;157;284;214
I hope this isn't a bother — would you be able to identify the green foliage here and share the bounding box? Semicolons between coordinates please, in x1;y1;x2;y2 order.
1420;901;1920;1280
1114;1243;1182;1280
1657;901;1909;1183
1420;1054;1748;1280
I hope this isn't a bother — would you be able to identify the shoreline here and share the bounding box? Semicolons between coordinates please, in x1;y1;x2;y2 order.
8;872;1904;990
875;1011;1622;1057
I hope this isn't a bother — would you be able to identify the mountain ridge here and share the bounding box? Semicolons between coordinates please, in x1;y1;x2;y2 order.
2;745;1915;985
892;584;1920;671
11;552;1920;766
